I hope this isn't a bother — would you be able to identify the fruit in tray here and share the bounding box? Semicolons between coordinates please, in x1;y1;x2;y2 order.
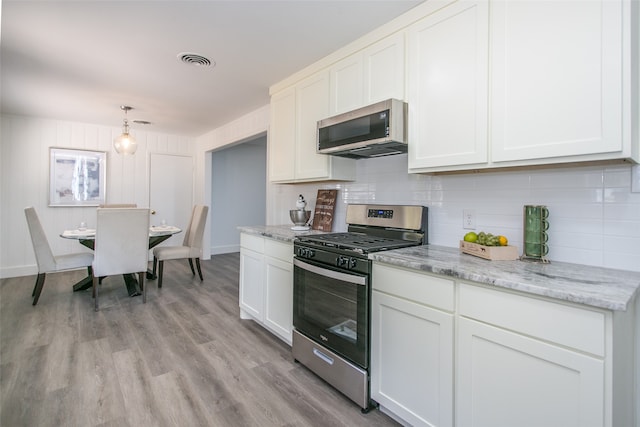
464;231;508;246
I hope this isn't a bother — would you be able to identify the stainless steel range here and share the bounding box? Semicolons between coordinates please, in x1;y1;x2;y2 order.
292;204;428;411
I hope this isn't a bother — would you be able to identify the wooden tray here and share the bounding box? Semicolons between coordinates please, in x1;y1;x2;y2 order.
459;240;519;261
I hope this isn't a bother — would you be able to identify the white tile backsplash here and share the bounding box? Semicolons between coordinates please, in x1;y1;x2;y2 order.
268;157;640;272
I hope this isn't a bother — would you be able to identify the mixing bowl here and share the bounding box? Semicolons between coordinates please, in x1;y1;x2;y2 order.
289;209;311;226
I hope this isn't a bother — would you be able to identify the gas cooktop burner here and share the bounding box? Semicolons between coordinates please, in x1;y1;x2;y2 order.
297;232;419;254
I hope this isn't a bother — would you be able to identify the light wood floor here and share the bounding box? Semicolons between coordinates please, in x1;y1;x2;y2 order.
0;253;399;427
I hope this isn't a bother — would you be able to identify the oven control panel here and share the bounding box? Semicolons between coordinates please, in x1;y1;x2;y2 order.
368;208;393;219
294;243;370;275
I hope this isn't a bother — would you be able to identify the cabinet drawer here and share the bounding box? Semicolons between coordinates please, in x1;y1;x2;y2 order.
240;233;264;253
264;239;293;263
459;283;606;357
372;263;455;312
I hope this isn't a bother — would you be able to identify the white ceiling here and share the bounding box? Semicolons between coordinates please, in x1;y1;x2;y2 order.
1;0;422;137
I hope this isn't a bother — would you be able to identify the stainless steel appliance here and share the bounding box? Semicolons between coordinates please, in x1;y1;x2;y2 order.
316;99;408;159
292;204;428;411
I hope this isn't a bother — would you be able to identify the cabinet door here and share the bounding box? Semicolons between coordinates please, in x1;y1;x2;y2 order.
239;248;264;321
263;256;293;344
268;87;296;182
408;0;489;171
457;317;605;427
363;31;406;104
295;71;332;181
371;291;454;427
490;0;623;162
329;54;364;115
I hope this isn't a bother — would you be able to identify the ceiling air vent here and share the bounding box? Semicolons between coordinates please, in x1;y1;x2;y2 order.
177;52;214;68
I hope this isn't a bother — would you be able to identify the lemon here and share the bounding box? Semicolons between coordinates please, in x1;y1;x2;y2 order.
498;235;508;246
463;232;478;243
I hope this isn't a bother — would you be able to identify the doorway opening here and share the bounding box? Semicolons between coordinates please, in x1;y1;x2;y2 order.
210;134;267;254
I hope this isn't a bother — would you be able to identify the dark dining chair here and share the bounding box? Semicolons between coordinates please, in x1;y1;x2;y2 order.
24;207;94;306
152;205;209;289
92;208;150;311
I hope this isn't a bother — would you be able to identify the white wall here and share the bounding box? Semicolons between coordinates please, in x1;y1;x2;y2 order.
0;115;196;278
195;104;271;259
269;154;640;273
211;136;267;254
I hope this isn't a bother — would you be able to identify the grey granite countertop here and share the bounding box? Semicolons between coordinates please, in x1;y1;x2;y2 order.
370;245;640;311
238;225;328;243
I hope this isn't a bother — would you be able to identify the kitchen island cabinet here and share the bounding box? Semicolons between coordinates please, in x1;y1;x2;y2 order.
370;245;639;427
239;231;294;344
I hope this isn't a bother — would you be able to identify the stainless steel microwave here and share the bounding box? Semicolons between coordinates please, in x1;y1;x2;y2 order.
316;98;408;159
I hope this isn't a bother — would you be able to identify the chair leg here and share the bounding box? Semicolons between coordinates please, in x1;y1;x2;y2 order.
32;274;40;297
152;256;158;278
195;258;203;281
158;261;164;289
32;273;46;306
93;275;99;311
187;258;195;276
140;272;146;303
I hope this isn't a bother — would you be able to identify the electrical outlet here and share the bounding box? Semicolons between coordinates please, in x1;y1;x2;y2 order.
463;209;476;229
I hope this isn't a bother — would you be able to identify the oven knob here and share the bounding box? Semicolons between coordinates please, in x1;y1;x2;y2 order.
337;256;348;267
349;258;358;269
307;249;315;258
297;248;305;257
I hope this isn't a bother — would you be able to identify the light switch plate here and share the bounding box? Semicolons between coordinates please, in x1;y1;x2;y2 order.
632;165;640;193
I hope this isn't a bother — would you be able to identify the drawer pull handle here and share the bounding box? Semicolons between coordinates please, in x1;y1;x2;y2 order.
313;348;334;365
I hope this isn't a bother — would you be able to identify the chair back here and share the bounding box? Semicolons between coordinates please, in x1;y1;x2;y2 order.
183;205;208;252
24;207;56;272
93;208;150;277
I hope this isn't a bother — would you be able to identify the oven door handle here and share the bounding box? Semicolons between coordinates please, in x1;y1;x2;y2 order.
294;258;366;286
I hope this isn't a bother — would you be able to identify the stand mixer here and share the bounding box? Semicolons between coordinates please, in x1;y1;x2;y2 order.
289;194;311;231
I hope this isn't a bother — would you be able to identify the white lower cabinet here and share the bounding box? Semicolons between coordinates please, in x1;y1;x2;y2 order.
456;317;604;427
371;263;455;427
371;262;636;427
456;282;608;427
239;233;293;345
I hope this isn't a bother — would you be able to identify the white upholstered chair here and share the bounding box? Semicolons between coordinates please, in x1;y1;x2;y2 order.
152;205;209;289
24;207;94;306
92;208;150;311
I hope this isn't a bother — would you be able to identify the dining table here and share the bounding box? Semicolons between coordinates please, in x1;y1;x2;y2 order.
60;225;182;297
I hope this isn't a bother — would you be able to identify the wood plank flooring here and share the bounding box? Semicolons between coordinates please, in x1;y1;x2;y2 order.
1;253;399;427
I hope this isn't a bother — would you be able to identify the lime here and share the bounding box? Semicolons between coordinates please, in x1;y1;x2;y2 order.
463;232;478;243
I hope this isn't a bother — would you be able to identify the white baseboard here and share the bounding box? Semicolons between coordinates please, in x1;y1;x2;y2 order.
210;244;240;255
0;264;37;279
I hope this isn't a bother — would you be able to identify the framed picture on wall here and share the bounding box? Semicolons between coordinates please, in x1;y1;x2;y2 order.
49;148;106;206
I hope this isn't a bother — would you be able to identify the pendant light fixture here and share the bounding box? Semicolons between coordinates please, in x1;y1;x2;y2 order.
113;105;137;154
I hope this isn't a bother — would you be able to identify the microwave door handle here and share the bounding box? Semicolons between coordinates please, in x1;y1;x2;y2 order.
294;258;366;286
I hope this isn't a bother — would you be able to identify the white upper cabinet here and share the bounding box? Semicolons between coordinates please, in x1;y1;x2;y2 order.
269;71;355;183
408;0;489;171
268;87;296;182
490;0;624;163
363;32;406;105
329;55;364;115
408;0;636;173
330;32;406;116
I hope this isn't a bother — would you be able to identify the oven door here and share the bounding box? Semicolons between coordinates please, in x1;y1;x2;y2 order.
293;257;369;368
